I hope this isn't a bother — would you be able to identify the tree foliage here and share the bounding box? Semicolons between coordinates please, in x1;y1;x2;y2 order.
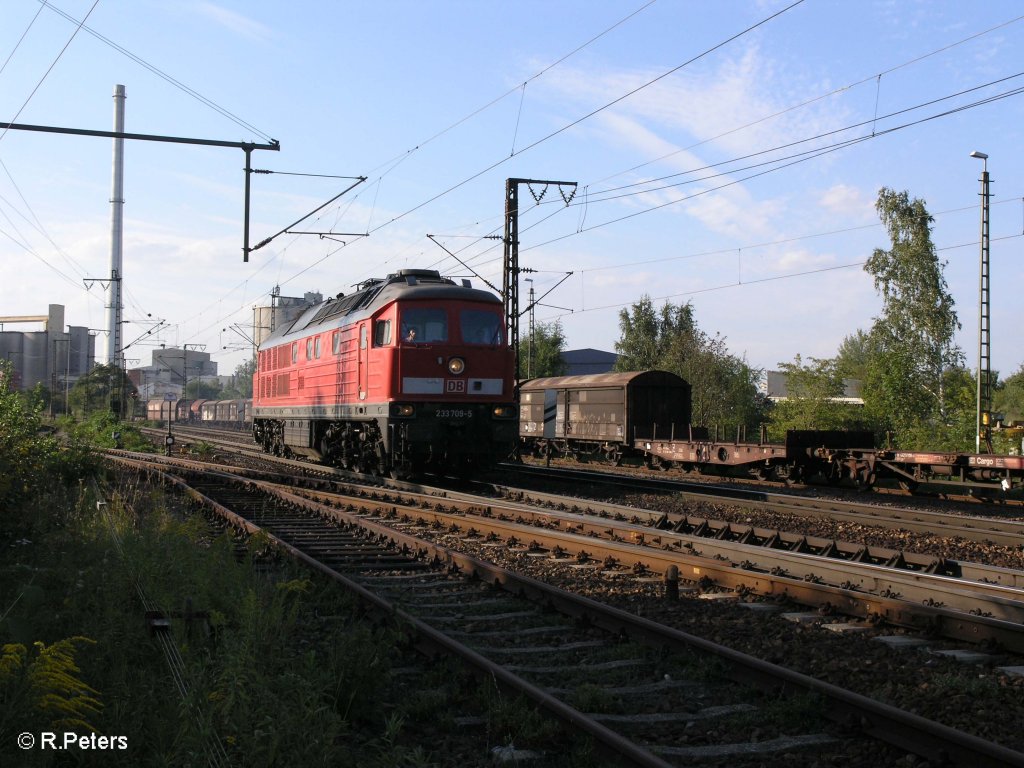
614;296;767;431
67;364;138;418
767;355;868;440
995;365;1024;425
613;298;695;372
834;330;874;383
521;321;567;379
0;361;94;531
185;378;222;399
231;357;256;398
863;188;962;434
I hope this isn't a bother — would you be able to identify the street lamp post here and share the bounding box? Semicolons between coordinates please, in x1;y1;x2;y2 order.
970;150;992;453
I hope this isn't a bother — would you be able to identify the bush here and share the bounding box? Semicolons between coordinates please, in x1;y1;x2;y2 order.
0;367;95;536
59;412;154;453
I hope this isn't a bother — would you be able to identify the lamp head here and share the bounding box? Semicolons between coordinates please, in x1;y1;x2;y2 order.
970;150;988;160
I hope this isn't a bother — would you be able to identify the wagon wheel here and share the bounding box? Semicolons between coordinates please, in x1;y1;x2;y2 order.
853;465;876;492
780;465;803;485
603;446;623;465
647;456;672;472
898;479;920;494
823;462;842;485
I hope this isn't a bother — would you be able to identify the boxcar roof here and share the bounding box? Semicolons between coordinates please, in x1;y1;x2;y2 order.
519;370;687;390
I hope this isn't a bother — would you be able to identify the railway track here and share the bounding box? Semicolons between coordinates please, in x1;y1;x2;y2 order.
104;451;1024;765
114;442;1024;648
514;448;1024;502
150;425;1024;548
498;462;1024;548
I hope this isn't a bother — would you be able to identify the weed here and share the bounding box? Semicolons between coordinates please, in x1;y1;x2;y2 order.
568;683;614;713
187;441;215;458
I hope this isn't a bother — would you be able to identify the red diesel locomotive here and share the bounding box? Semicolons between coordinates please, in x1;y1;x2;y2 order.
252;269;517;475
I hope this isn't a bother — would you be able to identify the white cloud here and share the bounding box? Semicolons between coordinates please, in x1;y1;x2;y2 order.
771;246;837;272
818;183;875;220
533;45;859;247
543;45;850;161
194;3;272;42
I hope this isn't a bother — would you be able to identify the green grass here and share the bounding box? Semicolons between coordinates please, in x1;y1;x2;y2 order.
0;474;422;766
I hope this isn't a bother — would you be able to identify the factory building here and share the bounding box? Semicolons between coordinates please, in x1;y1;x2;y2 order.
252;289;323;347
0;305;95;401
128;347;218;400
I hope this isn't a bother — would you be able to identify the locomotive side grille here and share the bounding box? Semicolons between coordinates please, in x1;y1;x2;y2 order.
273;372;290;396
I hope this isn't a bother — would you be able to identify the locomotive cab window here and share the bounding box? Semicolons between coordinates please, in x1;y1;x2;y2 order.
374;320;392;346
460;309;503;345
291;342;298;364
401;308;447;343
314;337;321;359
306;339;313;360
332;331;340;355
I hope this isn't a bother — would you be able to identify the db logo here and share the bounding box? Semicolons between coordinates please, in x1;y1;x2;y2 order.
446;380;465;393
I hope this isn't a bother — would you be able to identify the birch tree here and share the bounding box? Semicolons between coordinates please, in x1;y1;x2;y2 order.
863;188;962;434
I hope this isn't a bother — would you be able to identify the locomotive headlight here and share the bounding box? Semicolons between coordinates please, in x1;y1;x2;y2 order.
392;404;415;417
492;405;514;418
447;357;465;375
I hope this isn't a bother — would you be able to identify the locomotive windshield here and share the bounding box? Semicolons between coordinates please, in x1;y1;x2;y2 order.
401;308;448;343
460;309;503;345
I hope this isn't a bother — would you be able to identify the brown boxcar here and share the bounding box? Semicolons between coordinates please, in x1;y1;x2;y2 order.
519;371;691;457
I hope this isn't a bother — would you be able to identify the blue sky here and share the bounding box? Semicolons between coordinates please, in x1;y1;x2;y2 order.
2;0;1023;379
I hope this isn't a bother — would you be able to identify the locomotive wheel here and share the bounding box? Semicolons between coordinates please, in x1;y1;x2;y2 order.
320;438;336;466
